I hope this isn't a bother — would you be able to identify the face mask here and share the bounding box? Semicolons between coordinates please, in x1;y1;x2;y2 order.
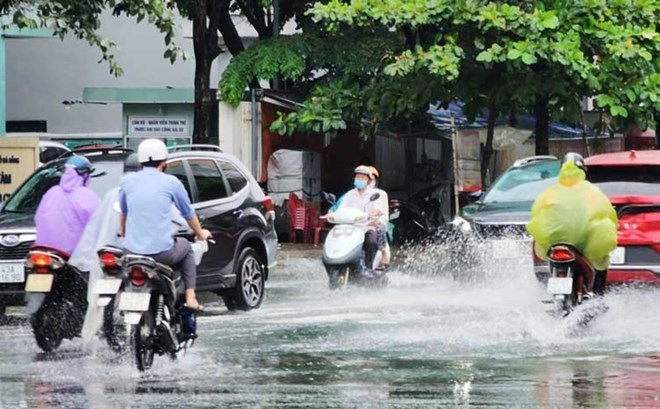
354;179;368;190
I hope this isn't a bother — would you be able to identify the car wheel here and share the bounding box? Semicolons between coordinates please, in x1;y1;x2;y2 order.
232;247;265;311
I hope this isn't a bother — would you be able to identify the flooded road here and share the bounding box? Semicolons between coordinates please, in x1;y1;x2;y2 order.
1;245;660;408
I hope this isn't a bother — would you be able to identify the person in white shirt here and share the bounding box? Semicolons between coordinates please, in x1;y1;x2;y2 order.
332;166;380;276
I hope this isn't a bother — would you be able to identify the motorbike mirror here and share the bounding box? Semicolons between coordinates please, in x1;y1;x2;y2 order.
369;193;381;202
322;192;337;205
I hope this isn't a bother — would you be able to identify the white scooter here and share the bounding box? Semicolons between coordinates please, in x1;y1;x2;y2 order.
321;192;389;289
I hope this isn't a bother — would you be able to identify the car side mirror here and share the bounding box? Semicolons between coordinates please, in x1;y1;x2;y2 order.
369;193;381;202
466;190;483;204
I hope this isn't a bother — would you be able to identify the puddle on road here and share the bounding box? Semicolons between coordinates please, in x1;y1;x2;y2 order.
1;241;660;407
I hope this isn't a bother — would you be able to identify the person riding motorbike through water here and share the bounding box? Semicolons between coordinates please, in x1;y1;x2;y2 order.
366;166;391;268
328;165;380;277
35;155;101;255
527;152;618;298
119;139;212;310
70;153;188;342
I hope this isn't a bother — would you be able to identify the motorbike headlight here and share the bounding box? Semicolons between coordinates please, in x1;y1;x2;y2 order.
332;226;355;238
451;216;472;232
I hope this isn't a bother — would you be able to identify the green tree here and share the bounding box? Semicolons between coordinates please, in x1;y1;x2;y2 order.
244;0;659;156
175;0;312;143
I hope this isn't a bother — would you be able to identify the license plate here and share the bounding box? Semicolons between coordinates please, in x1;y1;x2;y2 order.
0;263;25;283
610;247;625;265
547;277;573;295
118;292;151;312
492;240;520;259
25;274;54;292
93;279;122;295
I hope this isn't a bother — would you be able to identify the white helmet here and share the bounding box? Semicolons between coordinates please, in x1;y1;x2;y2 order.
137;138;168;164
354;165;372;178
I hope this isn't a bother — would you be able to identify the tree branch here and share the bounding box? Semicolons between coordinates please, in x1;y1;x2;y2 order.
207;0;224;59
218;0;246;56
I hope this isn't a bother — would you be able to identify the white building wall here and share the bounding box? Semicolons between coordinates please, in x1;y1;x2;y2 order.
4;13;232;134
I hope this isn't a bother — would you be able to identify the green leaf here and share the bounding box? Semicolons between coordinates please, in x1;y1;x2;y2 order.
521;53;537;65
541;15;559;29
507;49;522;60
476;51;492;62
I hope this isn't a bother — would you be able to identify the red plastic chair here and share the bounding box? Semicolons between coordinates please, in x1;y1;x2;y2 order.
307;207;330;246
288;193;308;243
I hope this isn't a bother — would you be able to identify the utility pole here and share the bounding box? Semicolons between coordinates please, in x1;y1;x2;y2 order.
451;114;460;216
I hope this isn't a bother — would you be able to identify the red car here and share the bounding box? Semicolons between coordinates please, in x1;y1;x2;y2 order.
585;150;660;284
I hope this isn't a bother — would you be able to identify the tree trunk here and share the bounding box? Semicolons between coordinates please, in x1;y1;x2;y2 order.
191;0;224;144
191;0;211;144
481;101;496;188
534;94;550;155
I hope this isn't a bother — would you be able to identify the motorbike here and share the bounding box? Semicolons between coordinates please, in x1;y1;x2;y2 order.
24;246;88;352
389;199;434;244
545;244;596;317
322;192;388;290
389;184;447;244
94;239;209;371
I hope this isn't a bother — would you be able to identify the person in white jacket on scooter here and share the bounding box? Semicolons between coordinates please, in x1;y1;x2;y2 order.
330;165;380;277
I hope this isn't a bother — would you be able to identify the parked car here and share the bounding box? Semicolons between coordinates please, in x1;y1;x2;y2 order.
450;156;560;263
0;146;277;317
38;141;71;165
534;150;660;284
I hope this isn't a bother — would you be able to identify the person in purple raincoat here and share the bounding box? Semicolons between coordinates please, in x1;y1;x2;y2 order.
34;156;101;256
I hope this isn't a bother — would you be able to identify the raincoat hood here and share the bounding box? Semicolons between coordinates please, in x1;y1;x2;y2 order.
557;161;585;187
60;166;88;192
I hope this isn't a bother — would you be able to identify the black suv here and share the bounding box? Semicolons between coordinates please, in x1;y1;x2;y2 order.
0;147;277;316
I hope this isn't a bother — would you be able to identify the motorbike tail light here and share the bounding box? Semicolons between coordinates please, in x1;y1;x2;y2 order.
100;252;122;275
549;247;575;262
30;253;52;268
30;253;54;273
100;252;118;268
129;266;148;287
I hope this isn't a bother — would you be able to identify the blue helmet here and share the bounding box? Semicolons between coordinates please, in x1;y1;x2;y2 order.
65;155;94;175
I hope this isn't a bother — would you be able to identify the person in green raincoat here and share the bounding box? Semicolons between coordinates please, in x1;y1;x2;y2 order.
527;153;618;297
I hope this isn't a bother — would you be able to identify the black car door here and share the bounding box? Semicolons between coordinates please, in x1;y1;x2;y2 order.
185;158;243;289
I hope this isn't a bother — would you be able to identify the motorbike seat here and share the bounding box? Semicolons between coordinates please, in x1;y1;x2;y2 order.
548;243;595;272
124;254;175;278
155;263;174;278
